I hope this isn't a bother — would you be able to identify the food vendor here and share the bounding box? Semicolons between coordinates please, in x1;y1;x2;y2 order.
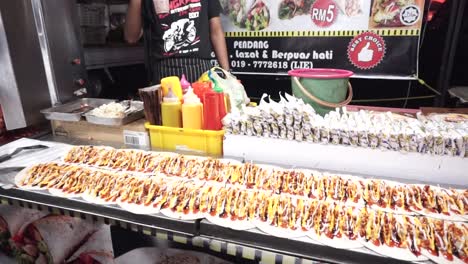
125;0;230;83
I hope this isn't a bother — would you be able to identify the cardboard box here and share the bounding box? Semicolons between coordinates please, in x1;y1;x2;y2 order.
51;118;149;147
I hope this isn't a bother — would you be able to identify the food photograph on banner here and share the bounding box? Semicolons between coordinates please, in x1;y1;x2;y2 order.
0;1;467;264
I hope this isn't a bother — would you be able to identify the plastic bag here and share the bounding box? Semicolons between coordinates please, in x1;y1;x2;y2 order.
208;67;250;111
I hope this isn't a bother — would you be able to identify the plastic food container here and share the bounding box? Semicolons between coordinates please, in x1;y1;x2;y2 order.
84;101;144;126
145;123;224;156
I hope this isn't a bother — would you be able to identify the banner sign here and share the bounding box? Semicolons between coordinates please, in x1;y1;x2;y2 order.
216;0;426;78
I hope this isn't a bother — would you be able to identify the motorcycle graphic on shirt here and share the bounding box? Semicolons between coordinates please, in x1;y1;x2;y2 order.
162;18;197;53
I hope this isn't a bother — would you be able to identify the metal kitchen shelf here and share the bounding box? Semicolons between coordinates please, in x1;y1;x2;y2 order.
84;44;144;69
0;136;425;263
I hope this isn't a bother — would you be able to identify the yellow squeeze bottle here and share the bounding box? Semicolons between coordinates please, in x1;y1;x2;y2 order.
182;87;203;130
161;88;182;128
161;76;183;101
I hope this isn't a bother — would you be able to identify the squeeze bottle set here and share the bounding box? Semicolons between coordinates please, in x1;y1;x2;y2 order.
157;75;229;131
180;74;191;94
161;88;182;128
161;76;183;101
182;88;203;129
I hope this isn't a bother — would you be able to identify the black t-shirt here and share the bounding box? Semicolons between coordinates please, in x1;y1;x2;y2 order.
142;0;221;60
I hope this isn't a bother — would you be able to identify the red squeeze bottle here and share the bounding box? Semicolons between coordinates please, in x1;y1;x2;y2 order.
203;92;222;130
192;82;211;105
217;92;227;120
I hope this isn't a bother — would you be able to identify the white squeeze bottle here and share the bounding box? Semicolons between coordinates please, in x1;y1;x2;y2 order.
182;87;203;130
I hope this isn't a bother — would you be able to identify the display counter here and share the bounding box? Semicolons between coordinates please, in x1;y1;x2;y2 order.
0;136;466;264
0;136;319;264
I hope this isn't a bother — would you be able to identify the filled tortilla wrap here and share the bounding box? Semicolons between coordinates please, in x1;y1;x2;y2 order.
66;225;114;264
0;205;48;255
12;215;96;264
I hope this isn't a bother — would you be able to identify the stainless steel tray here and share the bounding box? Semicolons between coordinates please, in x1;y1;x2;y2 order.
41;98;116;122
84;101;144;126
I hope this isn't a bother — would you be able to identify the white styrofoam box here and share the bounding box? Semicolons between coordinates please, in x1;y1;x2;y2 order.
223;135;468;187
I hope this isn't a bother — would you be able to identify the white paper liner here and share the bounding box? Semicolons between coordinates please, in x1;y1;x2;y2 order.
183;155;209;161
308;231;363;249
369;205;416;216
255;164;282;170
417;210;466;222
218;158;243;165
363;241;429;262
252;219;306;238
82;191;117;205
294;235;325;245
205;215;255;231
421;249;465;264
48;188;82;199
118;201;160;215
160;208;204;220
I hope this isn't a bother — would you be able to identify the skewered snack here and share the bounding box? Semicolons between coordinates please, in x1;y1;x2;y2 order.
417;218;468;264
15;160;468;264
60;146;468;222
15;144;468;264
362;213;430;262
204;186;257;230
313;204;363;249
160;180;205;220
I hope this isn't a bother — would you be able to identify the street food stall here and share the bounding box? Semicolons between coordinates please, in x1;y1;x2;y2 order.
0;0;467;264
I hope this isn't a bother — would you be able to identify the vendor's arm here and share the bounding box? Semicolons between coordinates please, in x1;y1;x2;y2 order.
208;2;229;71
210;17;230;71
124;0;143;44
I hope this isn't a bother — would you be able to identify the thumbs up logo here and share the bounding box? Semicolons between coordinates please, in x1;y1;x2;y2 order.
358;42;374;62
348;32;386;70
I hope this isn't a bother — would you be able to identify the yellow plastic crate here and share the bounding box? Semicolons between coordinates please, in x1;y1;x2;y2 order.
145;123;224;156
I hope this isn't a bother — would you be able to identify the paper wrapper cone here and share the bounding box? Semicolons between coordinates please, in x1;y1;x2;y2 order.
13;215;96;264
116;247;233;264
66;225;114;264
0;205;48;255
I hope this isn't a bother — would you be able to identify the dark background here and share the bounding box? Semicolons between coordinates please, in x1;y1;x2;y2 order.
94;0;468;109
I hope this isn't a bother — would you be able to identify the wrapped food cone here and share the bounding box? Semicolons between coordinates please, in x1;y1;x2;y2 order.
116;247;233;264
0;205;48;255
12;215;96;264
67;225;114;264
